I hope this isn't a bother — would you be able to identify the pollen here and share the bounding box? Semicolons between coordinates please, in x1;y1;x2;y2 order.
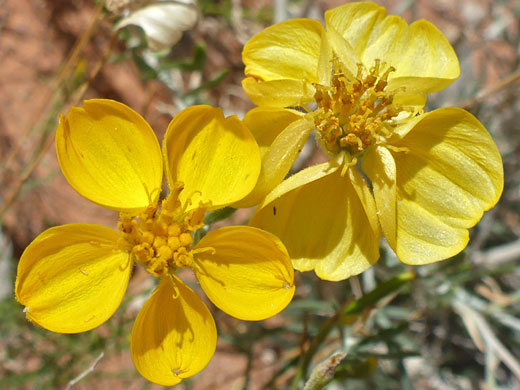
117;182;207;277
312;59;407;157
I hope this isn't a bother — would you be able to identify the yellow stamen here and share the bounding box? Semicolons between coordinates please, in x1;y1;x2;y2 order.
117;182;208;277
312;59;411;157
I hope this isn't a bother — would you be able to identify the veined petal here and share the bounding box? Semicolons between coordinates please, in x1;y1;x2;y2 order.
234;112;312;208
163;105;261;210
363;146;397;249
318;28;332;85
15;224;131;333
56;99;163;214
192;226;294;321
325;3;459;94
385;20;460;93
242;77;316;108
243;18;324;83
325;2;386;59
251;162;380;281
388;108;503;264
131;276;216;386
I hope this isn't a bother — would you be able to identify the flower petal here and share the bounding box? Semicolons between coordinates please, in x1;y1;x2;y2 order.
363;146;397;249
131;276;216;386
251;162;380;281
116;2;198;51
234;112;312;208
192;226;294;321
15;224;131;333
325;25;362;79
163;105;261;209
325;3;459;94
389;108;503;264
243;18;324;83
385;20;460;94
56;99;163;214
241;77;316;108
325;2;386;59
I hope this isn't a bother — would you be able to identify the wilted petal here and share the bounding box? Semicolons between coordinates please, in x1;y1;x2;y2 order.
116;1;198;51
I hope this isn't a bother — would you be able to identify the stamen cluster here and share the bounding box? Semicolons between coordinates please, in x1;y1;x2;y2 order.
313;59;402;156
118;183;206;277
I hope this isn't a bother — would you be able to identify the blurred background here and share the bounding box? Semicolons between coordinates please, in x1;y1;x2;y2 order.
0;0;519;389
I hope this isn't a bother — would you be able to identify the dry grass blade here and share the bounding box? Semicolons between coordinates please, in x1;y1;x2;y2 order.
452;299;520;380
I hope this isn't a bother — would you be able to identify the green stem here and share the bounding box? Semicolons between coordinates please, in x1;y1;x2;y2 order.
290;271;415;389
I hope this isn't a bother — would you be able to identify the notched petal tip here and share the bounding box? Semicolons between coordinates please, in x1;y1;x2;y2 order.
389;107;503;264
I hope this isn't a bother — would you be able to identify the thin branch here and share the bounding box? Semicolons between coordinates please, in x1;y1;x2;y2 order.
459;69;520;109
64;352;104;390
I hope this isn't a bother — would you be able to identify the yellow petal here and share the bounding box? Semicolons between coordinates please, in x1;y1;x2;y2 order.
325;3;459;94
325;19;365;79
243;18;324;83
192;226;294;320
241;77;316;108
317;28;332;85
325;2;386;59
234;112;312;208
393;93;427;115
15;224;131;333
163;105;261;209
385;20;460;94
131;276;216;386
389;107;503;264
251;162;380;281
56;99;163;214
362;146;397;249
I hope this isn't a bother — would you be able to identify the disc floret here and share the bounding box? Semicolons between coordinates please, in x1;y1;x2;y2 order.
118;182;207;277
313;59;404;156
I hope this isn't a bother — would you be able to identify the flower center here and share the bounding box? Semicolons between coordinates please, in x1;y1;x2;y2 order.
117;182;207;277
312;59;404;157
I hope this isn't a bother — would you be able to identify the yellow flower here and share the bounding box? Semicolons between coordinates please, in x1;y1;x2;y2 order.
15;100;295;386
239;2;504;280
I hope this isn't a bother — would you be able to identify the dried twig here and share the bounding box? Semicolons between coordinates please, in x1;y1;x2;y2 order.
64;352;104;390
459;69;520;109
